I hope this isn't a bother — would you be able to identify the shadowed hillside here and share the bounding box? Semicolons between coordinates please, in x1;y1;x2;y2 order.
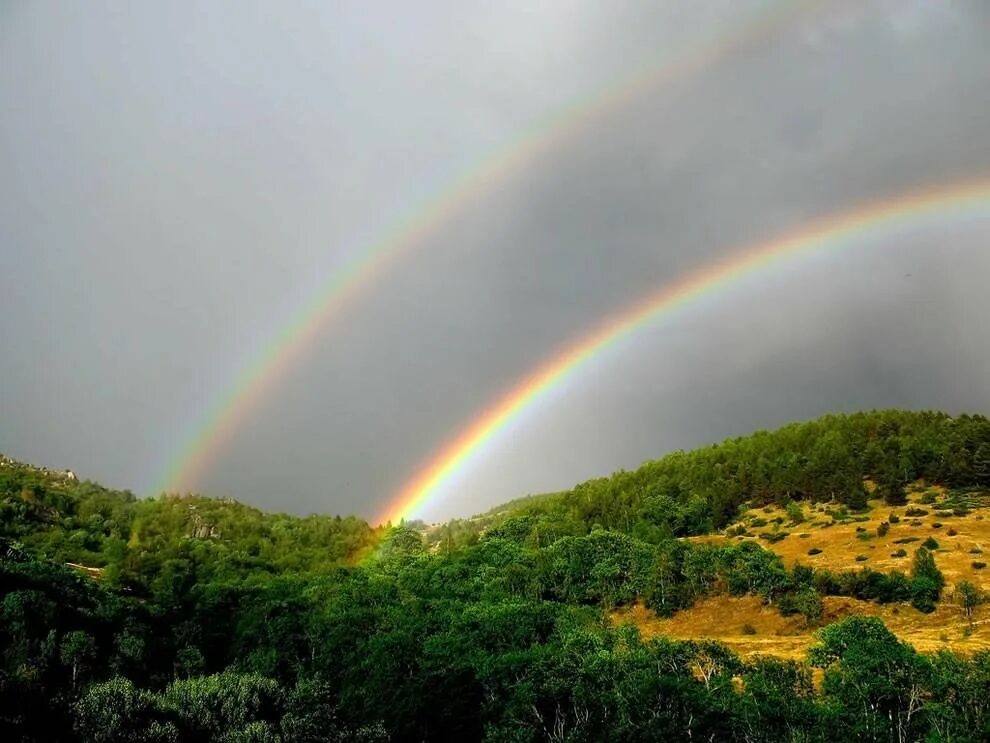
4;410;990;741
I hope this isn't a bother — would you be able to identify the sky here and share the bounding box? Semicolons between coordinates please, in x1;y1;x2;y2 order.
2;0;990;523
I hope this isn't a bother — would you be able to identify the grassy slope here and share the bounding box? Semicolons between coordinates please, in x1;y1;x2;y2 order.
615;483;990;659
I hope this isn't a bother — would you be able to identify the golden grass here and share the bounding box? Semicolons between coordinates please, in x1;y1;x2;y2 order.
723;488;990;592
616;485;990;660
614;595;990;661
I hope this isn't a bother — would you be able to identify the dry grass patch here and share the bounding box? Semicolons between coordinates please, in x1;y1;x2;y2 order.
613;595;990;661
720;488;990;592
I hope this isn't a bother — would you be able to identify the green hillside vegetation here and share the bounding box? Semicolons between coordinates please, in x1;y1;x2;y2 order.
3;410;990;741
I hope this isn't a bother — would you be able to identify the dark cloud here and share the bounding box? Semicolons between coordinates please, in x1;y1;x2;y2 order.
2;1;988;520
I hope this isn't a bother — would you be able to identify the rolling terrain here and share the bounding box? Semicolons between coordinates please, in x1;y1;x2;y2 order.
616;484;990;659
4;409;990;741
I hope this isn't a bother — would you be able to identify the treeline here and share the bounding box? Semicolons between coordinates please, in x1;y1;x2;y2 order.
0;521;961;741
3;410;990;740
459;410;990;547
0;459;381;596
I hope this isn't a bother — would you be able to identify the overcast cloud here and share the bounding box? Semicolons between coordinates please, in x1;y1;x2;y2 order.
2;1;989;521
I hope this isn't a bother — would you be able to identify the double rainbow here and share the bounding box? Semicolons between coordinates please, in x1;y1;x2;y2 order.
154;0;828;495
382;177;990;525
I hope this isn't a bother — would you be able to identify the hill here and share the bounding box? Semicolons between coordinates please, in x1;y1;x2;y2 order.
615;483;990;659
3;409;990;741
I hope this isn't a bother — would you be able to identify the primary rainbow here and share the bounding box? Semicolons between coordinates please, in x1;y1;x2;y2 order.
382;177;990;525
154;0;829;495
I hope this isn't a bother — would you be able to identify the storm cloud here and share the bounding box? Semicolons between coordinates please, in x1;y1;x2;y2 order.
2;0;989;521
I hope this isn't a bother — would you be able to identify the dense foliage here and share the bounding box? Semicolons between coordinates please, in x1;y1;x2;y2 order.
2;410;990;741
461;410;990;547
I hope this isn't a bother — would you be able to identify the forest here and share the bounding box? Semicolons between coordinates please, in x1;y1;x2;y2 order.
3;409;990;741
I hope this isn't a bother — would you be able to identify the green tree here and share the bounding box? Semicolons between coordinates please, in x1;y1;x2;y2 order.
809;617;929;741
955;581;983;625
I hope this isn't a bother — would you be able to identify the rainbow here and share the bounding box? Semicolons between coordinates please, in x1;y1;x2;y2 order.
382;177;990;525
154;0;829;495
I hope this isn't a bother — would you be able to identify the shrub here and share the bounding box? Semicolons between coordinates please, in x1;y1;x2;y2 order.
888;513;901;524
969;548;983;555
920;492;938;504
891;549;908;558
905;507;929;517
954;507;970;517
750;517;768;528
935;510;954;518
798;533;811;539
856;526;866;533
894;537;919;544
922;537;940;550
779;587;824;624
911;576;940;613
855;555;869;562
877;522;890;537
932;523;943;529
741;623;757;635
947;528;958;537
759;531;788;543
973;562;987;570
808;548;823;556
913;547;945;587
785;501;805;524
846;486;869;511
856;532;873;542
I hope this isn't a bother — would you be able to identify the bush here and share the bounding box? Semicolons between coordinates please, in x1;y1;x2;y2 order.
954;507;970;517
798;533;811;538
973;562;987;570
913;547;945;589
741;623;757;635
935;510;954;518
779;587;824;624
920;492;938;504
894;537;919;544
911;576;939;613
785;501;805;524
750;517;768;528
932;523;943;529
808;548;823;556
905;507;929;517
969;548;983;555
888;513;901;524
877;522;890;537
855;555;869;562
922;537;940;550
759;531;788;543
947;528;958;537
891;549;908;558
856;526;866;533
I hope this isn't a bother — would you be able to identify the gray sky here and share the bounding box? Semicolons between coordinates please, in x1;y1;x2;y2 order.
2;1;989;522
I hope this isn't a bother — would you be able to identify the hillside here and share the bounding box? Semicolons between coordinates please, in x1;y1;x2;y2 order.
615;484;990;659
4;409;990;741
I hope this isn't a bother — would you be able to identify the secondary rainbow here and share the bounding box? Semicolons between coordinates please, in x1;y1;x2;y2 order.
154;0;830;495
383;177;990;525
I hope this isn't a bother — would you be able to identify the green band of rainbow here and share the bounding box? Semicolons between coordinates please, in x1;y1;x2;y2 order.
153;0;826;495
382;177;990;525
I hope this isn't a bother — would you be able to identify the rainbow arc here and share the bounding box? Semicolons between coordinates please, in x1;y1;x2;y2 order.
382;177;990;525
